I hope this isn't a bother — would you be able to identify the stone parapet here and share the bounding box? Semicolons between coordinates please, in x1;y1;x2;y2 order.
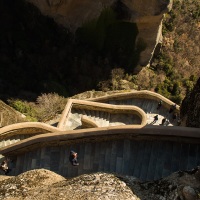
0;125;199;157
89;90;180;111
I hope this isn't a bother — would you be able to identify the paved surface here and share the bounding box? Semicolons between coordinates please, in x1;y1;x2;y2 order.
66;108;141;130
64;98;178;130
107;98;177;126
0;92;192;180
7;139;200;180
0;135;35;161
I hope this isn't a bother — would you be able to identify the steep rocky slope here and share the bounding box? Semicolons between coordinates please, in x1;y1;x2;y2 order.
0;100;25;127
181;78;200;128
135;0;200;103
28;0;172;67
0;168;199;200
0;0;173;99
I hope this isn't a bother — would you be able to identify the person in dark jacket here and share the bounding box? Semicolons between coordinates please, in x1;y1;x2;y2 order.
169;104;176;113
161;117;167;125
157;100;163;110
0;159;11;175
151;115;159;124
69;151;79;166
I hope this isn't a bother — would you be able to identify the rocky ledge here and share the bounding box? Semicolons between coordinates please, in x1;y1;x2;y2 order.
0;167;200;200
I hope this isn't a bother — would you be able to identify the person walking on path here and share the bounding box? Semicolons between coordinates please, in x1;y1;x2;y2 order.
169;104;176;113
151;115;159;124
177;117;181;126
161;117;167;125
172;112;177;122
69;150;79;166
0;159;11;175
157;100;163;110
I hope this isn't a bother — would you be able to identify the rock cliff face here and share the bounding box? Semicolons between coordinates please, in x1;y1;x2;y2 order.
0;168;200;200
181;78;200;128
27;0;172;69
0;101;25;127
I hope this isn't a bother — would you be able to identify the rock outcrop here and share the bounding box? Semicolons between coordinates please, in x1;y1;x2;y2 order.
0;100;26;127
181;78;200;128
0;168;200;200
27;0;173;68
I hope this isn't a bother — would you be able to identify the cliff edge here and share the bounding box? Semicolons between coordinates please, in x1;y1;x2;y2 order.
27;0;173;67
181;78;200;128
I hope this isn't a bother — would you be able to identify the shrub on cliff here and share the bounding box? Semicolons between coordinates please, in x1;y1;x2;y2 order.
35;93;67;122
8;99;37;122
8;93;67;122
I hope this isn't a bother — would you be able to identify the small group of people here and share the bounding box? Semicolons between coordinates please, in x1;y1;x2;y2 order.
160;117;170;126
152;102;181;126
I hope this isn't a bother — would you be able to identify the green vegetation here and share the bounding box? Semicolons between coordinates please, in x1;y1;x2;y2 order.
8;99;37;122
132;0;200;104
8;93;67;122
0;0;198;105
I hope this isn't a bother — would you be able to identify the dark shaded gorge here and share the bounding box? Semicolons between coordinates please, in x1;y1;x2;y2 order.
0;0;144;100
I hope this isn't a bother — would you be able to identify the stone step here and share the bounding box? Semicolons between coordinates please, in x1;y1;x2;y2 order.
102;112;110;127
133;141;145;178
10;139;200;181
142;99;149;113
139;140;152;180
154;141;165;180
146;141;160;180
162;142;173;178
171;142;182;173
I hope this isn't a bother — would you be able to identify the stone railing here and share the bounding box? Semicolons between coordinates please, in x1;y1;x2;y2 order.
0;122;61;140
88;90;180;111
0;99;147;141
0;125;200;156
57;99;147;129
81;116;99;128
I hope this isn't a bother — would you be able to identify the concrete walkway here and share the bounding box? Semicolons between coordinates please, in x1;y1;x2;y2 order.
6;136;200;181
0;91;197;181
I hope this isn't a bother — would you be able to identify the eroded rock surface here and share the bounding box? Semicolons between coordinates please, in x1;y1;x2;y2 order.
0;167;200;200
181;78;200;128
27;0;173;67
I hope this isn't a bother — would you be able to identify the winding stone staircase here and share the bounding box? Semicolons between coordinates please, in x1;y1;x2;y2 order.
57;99;146;130
0;90;199;180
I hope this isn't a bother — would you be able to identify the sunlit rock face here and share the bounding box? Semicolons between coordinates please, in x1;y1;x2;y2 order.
27;0;172;69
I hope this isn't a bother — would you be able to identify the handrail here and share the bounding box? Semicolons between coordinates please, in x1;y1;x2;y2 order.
0;125;199;156
58;99;147;129
0;122;61;139
88;90;180;111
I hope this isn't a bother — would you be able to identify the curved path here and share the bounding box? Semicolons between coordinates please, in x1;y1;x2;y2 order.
88;90;180;126
0;126;199;180
0;122;62;160
0;91;199;180
0;99;146;162
58;99;147;130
